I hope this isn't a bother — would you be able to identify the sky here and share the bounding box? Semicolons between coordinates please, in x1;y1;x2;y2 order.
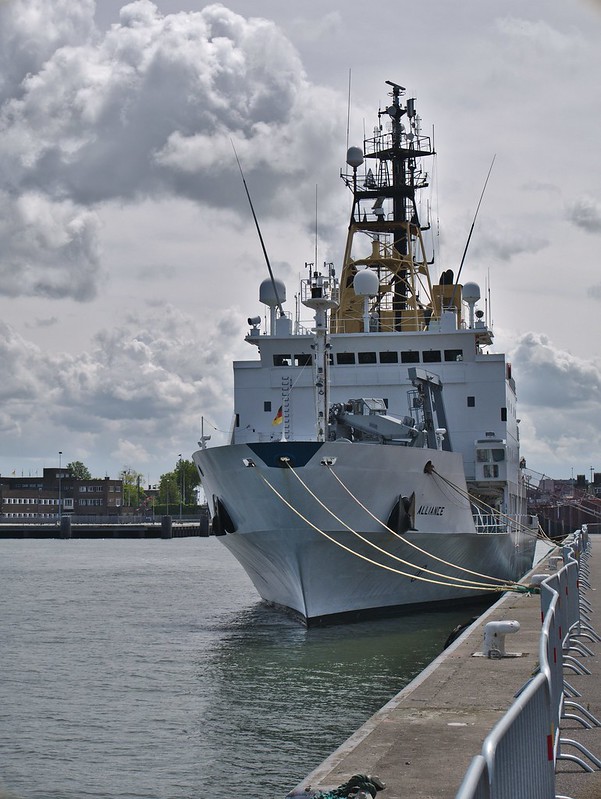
1;0;601;485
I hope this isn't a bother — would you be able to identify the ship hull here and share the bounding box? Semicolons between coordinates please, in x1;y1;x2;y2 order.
194;441;537;624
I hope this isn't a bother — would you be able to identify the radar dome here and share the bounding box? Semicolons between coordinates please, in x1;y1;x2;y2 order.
259;278;286;307
353;269;380;297
462;282;481;303
346;147;364;168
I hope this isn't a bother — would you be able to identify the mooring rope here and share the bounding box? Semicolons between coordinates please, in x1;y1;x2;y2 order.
283;461;508;590
324;464;523;586
257;470;509;592
429;468;553;543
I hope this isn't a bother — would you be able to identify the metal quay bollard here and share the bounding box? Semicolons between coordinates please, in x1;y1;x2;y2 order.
482;620;521;659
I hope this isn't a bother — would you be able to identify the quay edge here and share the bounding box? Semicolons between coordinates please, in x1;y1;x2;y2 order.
287;538;580;799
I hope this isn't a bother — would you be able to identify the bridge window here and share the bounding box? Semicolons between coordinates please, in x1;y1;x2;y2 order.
294;354;312;366
379;351;398;364
444;349;463;361
423;350;441;363
358;352;377;364
336;353;356;365
273;354;292;366
401;350;420;363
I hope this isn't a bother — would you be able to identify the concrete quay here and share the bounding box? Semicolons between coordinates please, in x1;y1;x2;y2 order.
289;537;601;799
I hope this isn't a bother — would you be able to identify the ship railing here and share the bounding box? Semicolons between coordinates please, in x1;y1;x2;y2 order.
472;514;506;535
456;528;601;798
472;514;536;536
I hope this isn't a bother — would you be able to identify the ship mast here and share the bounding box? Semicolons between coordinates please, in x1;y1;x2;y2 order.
333;81;442;334
301;265;339;442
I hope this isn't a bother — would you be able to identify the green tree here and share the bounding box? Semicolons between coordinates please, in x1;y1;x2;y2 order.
175;458;201;506
158;473;180;506
121;468;145;508
67;461;92;480
158;458;201;509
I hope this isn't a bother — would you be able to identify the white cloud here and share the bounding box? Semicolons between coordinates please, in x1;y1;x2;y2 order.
495;16;584;56
509;332;601;475
567;195;601;234
0;304;242;477
0;0;346;301
0;191;101;300
471;218;549;262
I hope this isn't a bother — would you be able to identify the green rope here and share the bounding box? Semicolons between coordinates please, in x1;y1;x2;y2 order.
313;774;385;798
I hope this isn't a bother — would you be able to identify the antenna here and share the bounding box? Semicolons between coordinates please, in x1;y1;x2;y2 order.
314;184;318;269
231;140;285;317
346;68;352;153
450;155;496;307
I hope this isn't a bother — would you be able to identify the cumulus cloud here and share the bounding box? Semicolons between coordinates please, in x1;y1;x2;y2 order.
508;332;601;475
506;332;601;477
567;195;601;234
471;219;548;262
495;16;585;57
0;304;243;475
0;190;101;299
0;0;346;300
511;332;601;407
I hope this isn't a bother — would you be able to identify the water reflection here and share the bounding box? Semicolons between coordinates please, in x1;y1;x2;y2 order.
194;599;492;798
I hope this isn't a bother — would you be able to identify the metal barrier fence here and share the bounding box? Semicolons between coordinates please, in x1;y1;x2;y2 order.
456;528;600;799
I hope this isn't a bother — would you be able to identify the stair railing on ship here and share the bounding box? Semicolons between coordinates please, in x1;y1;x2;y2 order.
455;527;601;799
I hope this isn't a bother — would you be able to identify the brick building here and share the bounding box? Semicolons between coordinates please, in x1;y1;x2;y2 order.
0;468;123;519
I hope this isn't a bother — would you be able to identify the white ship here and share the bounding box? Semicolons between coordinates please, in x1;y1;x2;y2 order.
193;81;538;625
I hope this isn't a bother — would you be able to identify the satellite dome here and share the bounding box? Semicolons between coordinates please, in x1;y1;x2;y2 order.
346;147;364;169
353;269;379;297
462;282;481;303
259;278;286;307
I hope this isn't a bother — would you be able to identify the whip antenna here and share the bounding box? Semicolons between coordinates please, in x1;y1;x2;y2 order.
231;140;284;317
451;154;496;306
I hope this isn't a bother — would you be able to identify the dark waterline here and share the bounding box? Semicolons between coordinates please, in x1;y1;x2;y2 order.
1;538;490;799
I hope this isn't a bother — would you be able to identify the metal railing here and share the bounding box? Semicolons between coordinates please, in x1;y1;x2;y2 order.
456;528;600;798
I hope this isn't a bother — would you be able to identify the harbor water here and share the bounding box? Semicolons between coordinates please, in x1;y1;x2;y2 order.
1;537;491;799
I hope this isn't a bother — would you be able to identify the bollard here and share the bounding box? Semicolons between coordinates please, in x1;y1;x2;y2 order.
483;620;520;659
161;515;173;539
59;515;72;539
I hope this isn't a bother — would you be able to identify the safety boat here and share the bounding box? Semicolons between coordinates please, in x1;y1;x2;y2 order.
193;81;538;625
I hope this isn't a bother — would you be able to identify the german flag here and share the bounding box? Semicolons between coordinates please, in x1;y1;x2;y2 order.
272;406;283;426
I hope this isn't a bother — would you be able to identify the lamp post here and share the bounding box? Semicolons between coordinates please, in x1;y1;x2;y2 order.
58;451;62;523
179;454;183;521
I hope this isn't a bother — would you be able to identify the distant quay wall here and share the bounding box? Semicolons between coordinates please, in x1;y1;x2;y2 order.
0;516;209;539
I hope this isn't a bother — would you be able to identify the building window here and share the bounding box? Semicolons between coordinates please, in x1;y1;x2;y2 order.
423;350;441;363
379;351;398;364
467;396;475;407
444;349;463;361
358;352;377;364
264;401;272;412
401;350;420;363
336;353;356;365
